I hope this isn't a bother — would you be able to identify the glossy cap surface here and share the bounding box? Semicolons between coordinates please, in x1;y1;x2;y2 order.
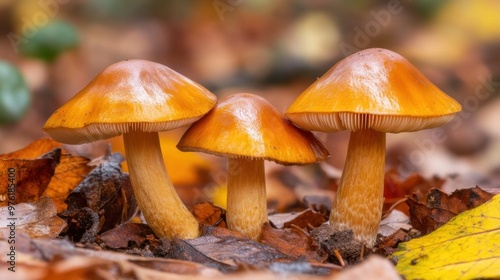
44;59;216;144
286;48;462;133
177;93;329;165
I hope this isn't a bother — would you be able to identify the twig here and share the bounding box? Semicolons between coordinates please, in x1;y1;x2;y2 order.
333;249;345;267
382;197;408;219
360;245;365;261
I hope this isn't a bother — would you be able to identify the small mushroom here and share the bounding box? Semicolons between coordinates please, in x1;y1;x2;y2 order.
177;93;329;240
44;59;217;240
285;48;462;247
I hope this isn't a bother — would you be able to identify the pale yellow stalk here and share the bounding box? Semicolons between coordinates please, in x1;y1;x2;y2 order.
329;129;385;248
123;131;199;239
226;158;267;240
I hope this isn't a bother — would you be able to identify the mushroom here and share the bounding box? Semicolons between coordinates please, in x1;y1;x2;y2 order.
285;48;462;247
177;93;329;240
44;59;217;239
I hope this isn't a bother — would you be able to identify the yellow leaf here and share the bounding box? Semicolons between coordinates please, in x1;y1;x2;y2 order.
392;194;500;279
211;183;227;209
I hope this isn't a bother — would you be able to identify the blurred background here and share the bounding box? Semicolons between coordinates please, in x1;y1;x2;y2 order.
0;0;499;209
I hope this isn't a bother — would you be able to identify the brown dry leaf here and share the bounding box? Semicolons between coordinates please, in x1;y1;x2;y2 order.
101;173;138;231
268;209;326;230
376;229;411;256
378;210;411;237
192;202;226;227
0;230;400;280
0;196;66;238
65;153;137;230
0;138;93;212
100;223;156;249
0;148;61;205
0;255;399;280
406;186;494;234
170;226;295;272
384;168;445;214
169;238;239;272
20;216;67;239
260;223;327;263
60;153;138;243
0;231;221;279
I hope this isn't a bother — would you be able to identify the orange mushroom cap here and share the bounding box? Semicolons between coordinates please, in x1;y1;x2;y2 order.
44;59;217;144
286;48;462;133
177;93;329;165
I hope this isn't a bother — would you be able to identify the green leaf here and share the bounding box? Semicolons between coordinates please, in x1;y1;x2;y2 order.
392;194;500;280
0;61;31;124
19;20;79;62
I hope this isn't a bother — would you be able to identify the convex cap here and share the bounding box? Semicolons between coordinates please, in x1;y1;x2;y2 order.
178;93;329;165
286;48;462;133
44;59;217;143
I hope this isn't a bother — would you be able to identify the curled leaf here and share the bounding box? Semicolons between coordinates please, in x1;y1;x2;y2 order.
0;148;61;205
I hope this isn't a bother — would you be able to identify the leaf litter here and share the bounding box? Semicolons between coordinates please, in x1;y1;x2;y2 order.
406;186;494;234
392;194;500;279
0;139;499;279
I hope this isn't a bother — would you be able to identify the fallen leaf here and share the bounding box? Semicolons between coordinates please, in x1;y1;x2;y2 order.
384;168;445;214
378;210;411;237
169;237;237;273
375;228;421;257
170;228;301;272
268;209;326;230
0;196;66;238
210;183;228;209
392;194;500;279
101;173;138;232
0;228;402;279
19;216;67;239
0;149;61;205
64;152;138;233
0;138;62;159
0;236;400;280
260;223;327;263
0;196;56;227
0;138;93;212
406;186;494;234
192;202;226;227
65;160;123;212
100;223;156;249
45;154;93;212
0;231;221;279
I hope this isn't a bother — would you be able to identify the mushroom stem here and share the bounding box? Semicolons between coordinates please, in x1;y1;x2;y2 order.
329;129;385;247
123;131;199;239
226;158;267;240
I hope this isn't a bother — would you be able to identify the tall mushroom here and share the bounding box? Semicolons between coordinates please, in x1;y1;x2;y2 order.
44;59;217;240
177;93;329;240
285;48;462;247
